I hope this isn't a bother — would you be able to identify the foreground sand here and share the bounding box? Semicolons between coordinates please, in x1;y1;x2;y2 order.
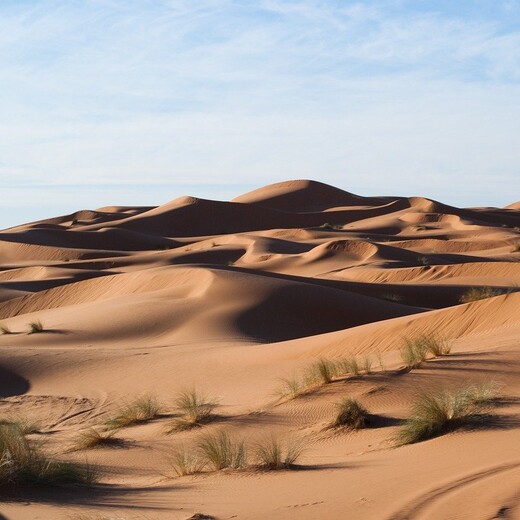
0;180;519;519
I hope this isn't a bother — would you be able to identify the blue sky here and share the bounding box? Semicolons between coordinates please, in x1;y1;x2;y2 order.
1;1;519;227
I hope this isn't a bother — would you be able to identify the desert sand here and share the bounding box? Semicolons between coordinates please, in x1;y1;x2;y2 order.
0;179;519;519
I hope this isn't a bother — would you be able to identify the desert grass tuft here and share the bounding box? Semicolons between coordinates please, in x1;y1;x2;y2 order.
0;324;12;335
459;286;500;303
168;389;218;432
169;445;206;476
197;430;247;471
361;356;373;374
72;428;118;451
308;358;336;385
375;351;386;372
28;320;44;334
0;417;39;435
396;382;498;445
511;241;520;253
105;395;160;430
421;334;452;356
400;337;430;369
253;436;305;470
0;423;96;486
332;398;369;429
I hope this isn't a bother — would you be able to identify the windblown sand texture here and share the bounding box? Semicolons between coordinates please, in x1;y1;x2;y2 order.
1;180;519;519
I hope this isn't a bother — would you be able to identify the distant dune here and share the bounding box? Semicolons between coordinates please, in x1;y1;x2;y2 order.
1;180;519;520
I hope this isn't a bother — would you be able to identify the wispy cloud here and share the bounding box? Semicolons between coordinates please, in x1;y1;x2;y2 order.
1;1;519;226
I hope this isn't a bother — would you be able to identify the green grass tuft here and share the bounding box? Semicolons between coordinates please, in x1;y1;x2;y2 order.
168;389;218;432
253;436;305;470
105;395;160;430
197;431;247;471
396;382;498;445
0;423;96;486
169;446;206;476
400;337;430;369
72;428;118;451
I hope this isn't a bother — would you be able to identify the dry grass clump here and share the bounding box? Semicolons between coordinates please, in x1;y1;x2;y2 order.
197;430;247;471
73;428;119;451
0;423;96;486
170;446;206;476
105;396;160;430
459;286;500;303
511;241;520;252
361;356;373;374
400;337;430;369
168;389;218;432
396;382;498;445
28;320;44;334
0;324;12;335
309;358;336;385
332;398;369;429
0;417;39;435
253;436;305;470
422;334;452;356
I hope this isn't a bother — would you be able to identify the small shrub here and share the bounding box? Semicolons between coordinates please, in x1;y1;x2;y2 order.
336;357;360;377
73;428;118;451
253;436;305;470
28;321;44;334
400;337;430;369
0;423;96;486
168;389;218;432
278;377;305;400
105;395;160;430
332;398;369;429
170;446;206;476
197;431;247;471
417;256;430;266
512;241;520;253
396;383;498;445
459;287;500;304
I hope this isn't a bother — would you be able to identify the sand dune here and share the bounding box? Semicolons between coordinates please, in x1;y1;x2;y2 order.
0;179;519;520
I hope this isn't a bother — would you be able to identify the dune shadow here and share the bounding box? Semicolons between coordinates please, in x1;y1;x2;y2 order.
0;481;184;509
0;366;30;398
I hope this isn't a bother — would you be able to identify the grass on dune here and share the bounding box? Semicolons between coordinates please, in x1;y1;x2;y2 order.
459;286;500;303
253;436;305;470
105;396;160;430
0;324;13;335
28;320;44;334
73;428;119;451
0;422;96;487
0;417;39;435
332;398;369;429
396;382;498;445
400;337;430;369
167;389;218;432
197;430;247;471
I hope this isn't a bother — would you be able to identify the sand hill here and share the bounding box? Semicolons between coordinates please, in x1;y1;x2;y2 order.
0;179;519;519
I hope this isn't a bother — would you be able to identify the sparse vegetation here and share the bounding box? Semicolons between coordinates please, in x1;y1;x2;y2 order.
0;324;12;335
361;356;373;374
168;389;218;432
375;351;386;372
73;428;118;451
310;358;336;385
459;286;501;303
417;256;430;266
28;320;44;334
197;430;247;471
512;241;520;252
0;417;39;435
422;334;452;356
332;398;369;429
400;337;430;369
0;423;96;486
396;382;498;445
253;436;305;470
170;445;206;476
105;395;160;430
